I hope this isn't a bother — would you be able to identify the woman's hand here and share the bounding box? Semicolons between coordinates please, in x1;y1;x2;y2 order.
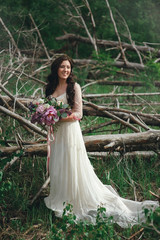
60;113;79;122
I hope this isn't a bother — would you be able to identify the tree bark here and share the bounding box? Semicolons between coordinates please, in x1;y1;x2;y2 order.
84;130;160;152
83;92;160;99
56;33;160;57
0;106;47;137
73;59;145;70
1;130;160;156
1;96;160;126
83;106;160;126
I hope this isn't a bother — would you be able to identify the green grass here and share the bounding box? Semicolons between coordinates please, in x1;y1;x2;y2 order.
1;154;160;239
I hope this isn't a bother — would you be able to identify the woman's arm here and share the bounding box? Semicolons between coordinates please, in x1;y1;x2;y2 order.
60;83;83;122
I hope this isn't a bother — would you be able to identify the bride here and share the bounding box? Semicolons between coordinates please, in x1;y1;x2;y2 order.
44;54;159;228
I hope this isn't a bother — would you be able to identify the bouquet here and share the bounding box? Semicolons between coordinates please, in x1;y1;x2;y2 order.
28;97;71;127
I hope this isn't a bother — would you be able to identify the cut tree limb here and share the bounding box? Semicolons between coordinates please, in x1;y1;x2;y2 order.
0;106;47;137
105;0;128;65
73;59;145;70
84;130;160;152
30;177;50;205
0;84;29;112
82;79;145;88
1;95;160;126
56;33;160;57
83;92;160;98
0;17;21;57
83;100;140;132
82;120;118;134
70;0;98;56
29;14;50;61
8;57;145;70
83;79;160;88
3;156;21;172
83;105;160;126
1;130;160;156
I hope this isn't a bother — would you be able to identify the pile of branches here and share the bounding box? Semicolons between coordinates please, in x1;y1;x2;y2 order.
1;10;160;161
1;9;160;205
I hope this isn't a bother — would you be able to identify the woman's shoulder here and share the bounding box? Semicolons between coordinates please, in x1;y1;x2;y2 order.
74;82;81;90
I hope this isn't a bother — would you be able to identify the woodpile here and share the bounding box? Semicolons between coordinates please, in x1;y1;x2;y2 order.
1;13;160;167
1;10;160;205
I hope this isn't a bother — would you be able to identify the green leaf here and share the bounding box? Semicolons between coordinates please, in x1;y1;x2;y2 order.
62;104;69;109
57;111;61;117
61;113;67;118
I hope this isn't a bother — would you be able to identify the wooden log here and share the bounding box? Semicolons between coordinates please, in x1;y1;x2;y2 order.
84;79;160;88
1;96;160;126
0;144;47;157
83;106;160;127
30;177;50;205
84;130;160;152
16;57;145;70
83;92;160;99
88;151;156;159
83;101;140;132
1;130;160;156
0;106;47;137
83;79;145;87
56;33;160;57
73;59;145;70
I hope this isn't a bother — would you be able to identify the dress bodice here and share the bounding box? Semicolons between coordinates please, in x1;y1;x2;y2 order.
54;83;83;120
56;92;68;104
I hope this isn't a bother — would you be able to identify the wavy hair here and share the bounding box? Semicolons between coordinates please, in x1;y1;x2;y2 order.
45;55;75;108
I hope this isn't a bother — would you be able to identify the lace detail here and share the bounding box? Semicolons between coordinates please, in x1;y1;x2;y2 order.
50;83;83;120
72;83;83;120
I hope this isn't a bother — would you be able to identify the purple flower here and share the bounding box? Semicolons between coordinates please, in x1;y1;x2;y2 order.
31;112;41;123
28;102;36;112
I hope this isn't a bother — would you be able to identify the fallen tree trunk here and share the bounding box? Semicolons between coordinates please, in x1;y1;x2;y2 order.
84;130;160;152
73;59;145;70
1;96;160;109
1;130;160;156
1;96;160;126
5;56;144;70
88;151;156;159
83;79;160;88
83;92;160;99
56;33;160;57
83;106;160;127
0;106;47;137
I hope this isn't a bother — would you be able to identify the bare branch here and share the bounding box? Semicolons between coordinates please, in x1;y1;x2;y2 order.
0;84;29;112
29;13;51;61
0;17;21;57
70;0;98;55
105;0;127;64
30;177;50;204
0;106;47;137
117;10;144;65
83;100;140;132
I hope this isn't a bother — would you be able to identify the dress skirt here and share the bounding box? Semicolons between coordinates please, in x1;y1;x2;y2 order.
44;120;159;228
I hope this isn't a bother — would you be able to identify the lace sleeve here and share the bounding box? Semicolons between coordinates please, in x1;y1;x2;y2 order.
72;83;83;120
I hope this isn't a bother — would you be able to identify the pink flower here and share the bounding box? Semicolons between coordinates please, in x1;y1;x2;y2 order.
36;104;45;113
44;106;59;125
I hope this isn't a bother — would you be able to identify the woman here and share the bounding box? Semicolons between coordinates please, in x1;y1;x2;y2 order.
44;55;159;227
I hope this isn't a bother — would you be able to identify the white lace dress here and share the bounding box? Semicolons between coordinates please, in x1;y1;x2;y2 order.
44;83;159;228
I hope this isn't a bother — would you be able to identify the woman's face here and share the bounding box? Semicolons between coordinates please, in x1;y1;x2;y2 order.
57;60;71;81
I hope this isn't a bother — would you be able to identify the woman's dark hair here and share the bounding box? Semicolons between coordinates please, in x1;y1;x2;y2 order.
45;55;75;108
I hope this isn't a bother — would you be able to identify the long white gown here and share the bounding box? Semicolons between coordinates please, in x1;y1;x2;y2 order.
44;83;159;228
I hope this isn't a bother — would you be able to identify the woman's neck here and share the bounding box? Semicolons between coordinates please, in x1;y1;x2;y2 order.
58;78;67;86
